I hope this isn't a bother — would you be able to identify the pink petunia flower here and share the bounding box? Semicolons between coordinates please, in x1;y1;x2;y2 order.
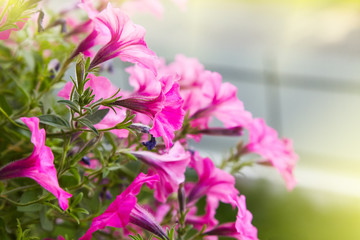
131;142;190;202
72;3;158;74
80;173;164;240
204;195;258;240
244;118;298;190
58;73;128;138
0;117;72;211
186;195;219;230
187;152;239;205
118;65;185;149
190;70;252;130
165;55;251;141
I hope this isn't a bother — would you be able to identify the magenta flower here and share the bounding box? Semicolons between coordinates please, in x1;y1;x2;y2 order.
0;117;72;211
58;74;128;138
244;118;298;190
72;3;158;74
119;65;185;149
190;71;252;129
80;173;164;240
131;142;190;202
187;152;239;205
205;195;258;240
186;195;219;230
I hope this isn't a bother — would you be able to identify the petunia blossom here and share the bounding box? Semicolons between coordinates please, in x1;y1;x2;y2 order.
72;3;158;74
244;118;298;190
131;142;190;202
204;195;258;240
116;65;185;149
80;173;163;240
0;117;72;211
186;195;219;230
187;152;239;205
190;70;252;130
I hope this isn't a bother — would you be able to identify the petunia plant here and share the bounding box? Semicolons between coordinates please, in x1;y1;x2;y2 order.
0;0;298;239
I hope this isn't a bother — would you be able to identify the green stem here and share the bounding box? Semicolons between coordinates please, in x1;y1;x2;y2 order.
2;184;38;195
0;107;28;130
58;136;71;174
0;193;51;207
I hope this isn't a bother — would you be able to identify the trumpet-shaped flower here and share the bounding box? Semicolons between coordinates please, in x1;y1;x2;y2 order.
204;195;258;240
80;173;161;240
186;195;219;230
190;71;252;129
118;65;185;149
0;117;72;211
245;118;298;190
187;152;238;205
73;3;158;73
132;142;190;202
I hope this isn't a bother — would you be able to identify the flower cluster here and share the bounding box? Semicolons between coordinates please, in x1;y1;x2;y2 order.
0;0;298;239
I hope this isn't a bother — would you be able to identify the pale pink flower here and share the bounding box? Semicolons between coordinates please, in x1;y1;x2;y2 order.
187;152;239;205
58;74;128;138
72;3;158;74
190;71;252;129
166;55;251;141
205;195;258;240
0;117;72;211
131;142;190;202
245;118;298;190
80;173;164;240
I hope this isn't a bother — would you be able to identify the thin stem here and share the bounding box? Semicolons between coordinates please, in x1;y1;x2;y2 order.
0;193;51;207
2;184;38;195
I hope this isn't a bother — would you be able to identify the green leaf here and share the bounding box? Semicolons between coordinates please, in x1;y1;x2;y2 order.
68;212;80;224
58;99;80;113
0;95;12;115
38;114;70;129
84;108;109;124
17;191;42;212
70;192;83;208
0;218;11;240
72;207;89;215
40;207;53;231
69;167;81;185
78;118;99;135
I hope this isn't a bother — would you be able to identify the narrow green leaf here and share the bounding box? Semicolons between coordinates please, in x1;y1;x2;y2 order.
40;207;53;231
0;95;12;115
69;167;81;185
58;99;80;113
84;108;109;124
70;192;83;208
78;118;99;135
72;207;89;215
68;212;80;224
38;114;70;129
